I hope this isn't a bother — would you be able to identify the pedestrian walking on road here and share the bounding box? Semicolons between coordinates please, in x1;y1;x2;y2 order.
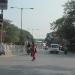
31;42;37;61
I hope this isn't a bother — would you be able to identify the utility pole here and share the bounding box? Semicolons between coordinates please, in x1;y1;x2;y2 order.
0;10;3;43
0;0;8;43
10;7;34;44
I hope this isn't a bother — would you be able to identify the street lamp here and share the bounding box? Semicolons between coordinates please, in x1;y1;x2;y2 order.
10;7;34;44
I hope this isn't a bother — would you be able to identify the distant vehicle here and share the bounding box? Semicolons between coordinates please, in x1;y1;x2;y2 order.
49;44;60;54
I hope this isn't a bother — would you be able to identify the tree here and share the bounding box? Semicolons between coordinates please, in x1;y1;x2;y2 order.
45;32;59;47
0;19;33;43
62;0;75;42
50;0;75;52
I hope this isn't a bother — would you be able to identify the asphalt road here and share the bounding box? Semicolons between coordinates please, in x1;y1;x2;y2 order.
0;49;75;75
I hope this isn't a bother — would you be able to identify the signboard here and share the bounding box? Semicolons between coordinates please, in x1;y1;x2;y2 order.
0;0;8;10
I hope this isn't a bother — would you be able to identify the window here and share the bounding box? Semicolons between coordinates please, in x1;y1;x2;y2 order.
51;45;59;48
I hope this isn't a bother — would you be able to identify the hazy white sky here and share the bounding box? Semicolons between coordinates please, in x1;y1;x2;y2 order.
3;0;68;39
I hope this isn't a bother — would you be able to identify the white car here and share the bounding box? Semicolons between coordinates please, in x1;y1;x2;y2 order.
49;44;60;54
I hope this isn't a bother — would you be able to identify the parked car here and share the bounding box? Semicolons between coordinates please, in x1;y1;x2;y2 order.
0;43;5;55
49;44;60;54
0;50;5;55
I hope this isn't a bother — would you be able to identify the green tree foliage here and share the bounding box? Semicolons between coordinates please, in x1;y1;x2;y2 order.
19;29;33;43
1;19;33;43
45;32;59;47
50;0;75;44
50;0;75;52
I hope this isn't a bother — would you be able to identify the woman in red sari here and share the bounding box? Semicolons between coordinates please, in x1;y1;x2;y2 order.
31;42;37;61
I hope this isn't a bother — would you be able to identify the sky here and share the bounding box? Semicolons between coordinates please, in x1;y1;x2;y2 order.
3;0;68;39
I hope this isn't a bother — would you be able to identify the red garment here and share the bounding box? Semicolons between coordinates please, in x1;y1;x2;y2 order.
31;44;36;56
31;44;37;61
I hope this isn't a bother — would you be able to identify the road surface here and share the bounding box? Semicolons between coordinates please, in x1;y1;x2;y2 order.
0;49;75;75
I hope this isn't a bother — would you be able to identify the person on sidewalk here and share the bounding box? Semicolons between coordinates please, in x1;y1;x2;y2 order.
31;42;37;61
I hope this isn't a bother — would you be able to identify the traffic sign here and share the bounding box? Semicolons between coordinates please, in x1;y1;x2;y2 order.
0;0;8;10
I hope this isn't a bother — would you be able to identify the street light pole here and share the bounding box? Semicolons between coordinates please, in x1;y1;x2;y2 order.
21;8;23;35
10;7;34;44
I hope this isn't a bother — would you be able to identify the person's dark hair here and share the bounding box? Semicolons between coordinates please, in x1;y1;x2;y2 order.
32;41;34;45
